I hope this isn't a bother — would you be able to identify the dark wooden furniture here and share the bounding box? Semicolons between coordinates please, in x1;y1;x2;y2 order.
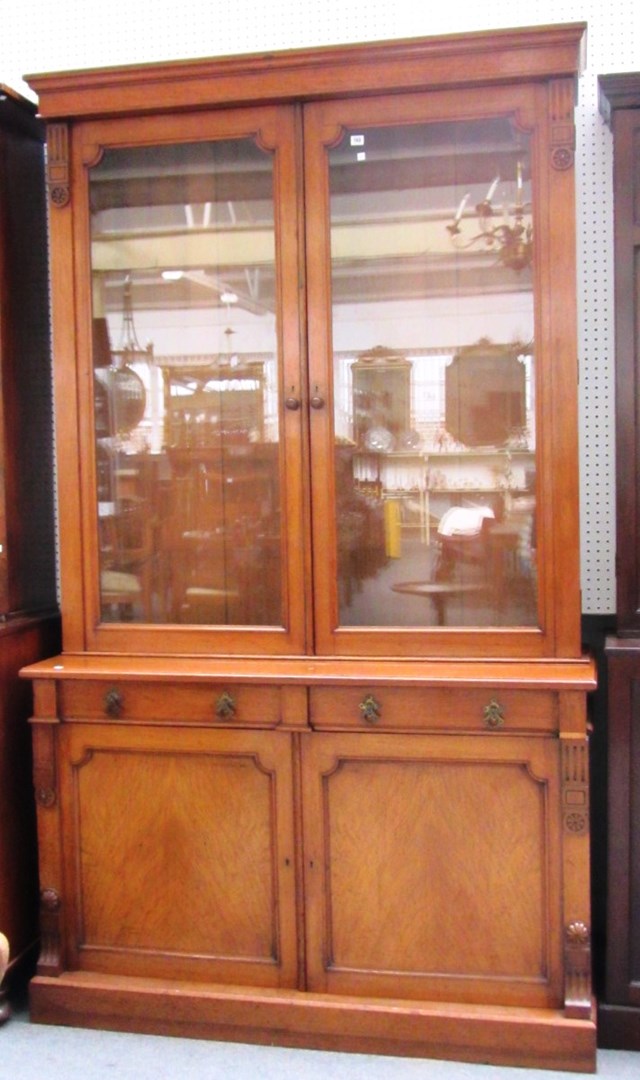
22;26;596;1070
598;73;640;1051
0;86;60;1011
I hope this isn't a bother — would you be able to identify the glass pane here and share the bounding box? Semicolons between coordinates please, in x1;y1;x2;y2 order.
90;138;283;625
330;118;536;628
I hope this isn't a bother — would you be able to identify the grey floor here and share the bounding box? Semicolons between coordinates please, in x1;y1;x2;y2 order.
1;991;638;1080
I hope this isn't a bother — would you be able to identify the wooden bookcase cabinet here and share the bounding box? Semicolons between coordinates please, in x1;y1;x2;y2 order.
598;73;640;1051
0;86;59;1010
22;25;597;1070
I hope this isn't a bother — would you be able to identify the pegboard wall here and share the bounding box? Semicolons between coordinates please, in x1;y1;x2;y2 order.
2;0;636;613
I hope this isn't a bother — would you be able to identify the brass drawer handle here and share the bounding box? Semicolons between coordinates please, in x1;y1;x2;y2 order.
104;688;124;718
359;694;381;724
483;699;505;729
215;691;237;720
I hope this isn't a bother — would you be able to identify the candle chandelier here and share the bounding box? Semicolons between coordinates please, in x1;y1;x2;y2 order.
446;161;533;272
112;275;154;367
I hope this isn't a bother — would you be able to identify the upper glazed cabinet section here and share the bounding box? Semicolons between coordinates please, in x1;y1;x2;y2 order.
30;24;586;658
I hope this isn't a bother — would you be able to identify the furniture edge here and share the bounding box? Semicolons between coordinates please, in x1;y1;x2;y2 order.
29;972;597;1072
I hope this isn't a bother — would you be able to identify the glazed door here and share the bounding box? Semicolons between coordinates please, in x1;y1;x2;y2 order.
58;723;298;988
301;730;563;1008
304;85;580;658
64;104;308;655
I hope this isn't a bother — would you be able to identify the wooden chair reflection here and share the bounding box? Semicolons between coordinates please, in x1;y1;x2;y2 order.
100;497;154;620
162;465;280;624
161;469;228;621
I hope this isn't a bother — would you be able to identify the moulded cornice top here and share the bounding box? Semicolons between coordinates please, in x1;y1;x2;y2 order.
26;22;587;121
598;71;640;124
0;82;43;139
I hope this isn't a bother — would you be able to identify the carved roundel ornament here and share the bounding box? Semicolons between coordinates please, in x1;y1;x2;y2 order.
552;146;574;171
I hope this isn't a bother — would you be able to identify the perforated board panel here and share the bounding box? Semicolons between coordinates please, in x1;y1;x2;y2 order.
2;0;637;613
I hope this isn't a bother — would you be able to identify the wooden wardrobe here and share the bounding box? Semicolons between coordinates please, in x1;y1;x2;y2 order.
598;71;640;1052
0;85;59;1010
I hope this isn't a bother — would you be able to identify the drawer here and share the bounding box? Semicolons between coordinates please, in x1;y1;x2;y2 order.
309;686;556;733
59;680;282;726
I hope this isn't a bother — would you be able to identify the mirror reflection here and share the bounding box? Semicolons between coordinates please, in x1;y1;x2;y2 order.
87;114;538;633
329;117;537;628
90;138;283;626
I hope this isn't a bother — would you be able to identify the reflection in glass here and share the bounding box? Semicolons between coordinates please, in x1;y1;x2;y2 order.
329;118;537;628
90;139;283;626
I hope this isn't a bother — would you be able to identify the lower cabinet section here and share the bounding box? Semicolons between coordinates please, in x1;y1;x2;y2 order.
0;613;60;995
598;639;640;1049
25;664;596;1071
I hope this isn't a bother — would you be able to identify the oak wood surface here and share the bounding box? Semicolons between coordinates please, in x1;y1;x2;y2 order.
57;725;298;987
22;25;594;1070
28;971;597;1072
22;652;597;689
301;731;562;1007
26;23;586;121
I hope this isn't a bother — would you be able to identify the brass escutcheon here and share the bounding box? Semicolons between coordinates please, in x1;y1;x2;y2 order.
215;691;237;720
359;694;381;724
104;688;124;718
483;698;505;729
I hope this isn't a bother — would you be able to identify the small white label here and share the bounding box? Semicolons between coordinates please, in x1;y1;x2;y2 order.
350;134;365;146
356;152;367;162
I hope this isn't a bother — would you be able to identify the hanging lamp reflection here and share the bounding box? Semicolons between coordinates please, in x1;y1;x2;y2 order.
446;161;533;272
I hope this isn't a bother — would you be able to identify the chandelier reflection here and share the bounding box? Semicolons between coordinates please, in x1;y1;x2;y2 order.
112;275;154;367
446;161;533;272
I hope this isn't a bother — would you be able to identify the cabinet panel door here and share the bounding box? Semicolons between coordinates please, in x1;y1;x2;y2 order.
301;731;563;1008
304;82;581;659
59;724;298;988
59;104;308;655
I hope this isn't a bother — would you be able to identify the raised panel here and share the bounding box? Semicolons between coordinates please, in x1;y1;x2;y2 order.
59;724;298;987
301;732;563;1008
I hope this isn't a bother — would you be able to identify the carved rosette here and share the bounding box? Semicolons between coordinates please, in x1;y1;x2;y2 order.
564;921;592;1018
38;888;63;975
47;124;70;208
551;146;574;171
561;739;589;835
549;79;576;172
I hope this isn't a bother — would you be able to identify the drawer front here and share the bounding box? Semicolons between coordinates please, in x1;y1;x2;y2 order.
309;686;556;733
59;680;282;726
